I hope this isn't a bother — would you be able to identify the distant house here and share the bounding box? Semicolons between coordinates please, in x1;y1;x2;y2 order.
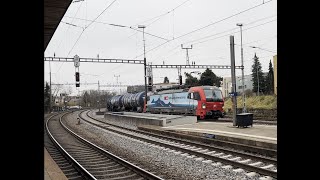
222;74;252;97
221;73;267;97
152;82;179;91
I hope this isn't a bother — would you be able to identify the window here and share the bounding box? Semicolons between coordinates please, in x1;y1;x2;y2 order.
194;92;201;100
188;93;194;99
204;89;223;102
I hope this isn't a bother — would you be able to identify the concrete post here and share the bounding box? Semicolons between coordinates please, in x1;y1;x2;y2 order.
230;36;237;126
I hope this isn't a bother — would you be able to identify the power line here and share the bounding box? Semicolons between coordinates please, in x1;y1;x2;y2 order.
64;16;169;41
185;14;276;45
175;0;273;40
57;0;118;74
133;0;191;26
126;0;191;43
133;0;273;59
193;19;276;45
61;21;85;29
54;1;84;54
67;0;118;57
86;0;118;28
151;18;276;64
129;27;169;41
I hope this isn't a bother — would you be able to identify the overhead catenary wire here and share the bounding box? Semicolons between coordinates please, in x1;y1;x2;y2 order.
132;0;191;27
126;0;191;40
151;17;276;64
67;0;118;57
54;1;84;54
63;16;169;41
132;0;273;59
56;0;118;73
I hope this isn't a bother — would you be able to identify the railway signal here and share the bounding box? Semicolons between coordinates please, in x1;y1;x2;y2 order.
148;76;152;91
75;72;80;87
179;75;182;85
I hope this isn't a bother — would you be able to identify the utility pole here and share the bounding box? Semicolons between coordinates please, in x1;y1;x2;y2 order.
181;44;193;65
114;75;120;94
138;25;147;113
114;74;120;84
49;61;52;113
230;36;237;126
98;80;101;112
237;23;246;113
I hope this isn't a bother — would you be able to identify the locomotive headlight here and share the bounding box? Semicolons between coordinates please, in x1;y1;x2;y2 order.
213;104;217;108
202;103;206;109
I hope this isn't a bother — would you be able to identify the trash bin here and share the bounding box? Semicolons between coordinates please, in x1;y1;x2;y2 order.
236;113;253;127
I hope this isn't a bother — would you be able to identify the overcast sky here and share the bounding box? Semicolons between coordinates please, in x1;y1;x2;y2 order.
44;0;277;96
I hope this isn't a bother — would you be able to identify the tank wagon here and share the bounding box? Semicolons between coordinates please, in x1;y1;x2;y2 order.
107;92;145;113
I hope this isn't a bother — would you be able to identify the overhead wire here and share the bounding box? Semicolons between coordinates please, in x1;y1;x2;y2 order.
63;16;169;41
53;1;84;80
56;0;118;73
54;1;84;55
151;16;276;64
133;0;273;59
127;0;191;40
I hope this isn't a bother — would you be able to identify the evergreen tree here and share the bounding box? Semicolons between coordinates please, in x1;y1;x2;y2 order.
44;82;51;112
163;76;169;83
199;68;222;87
82;91;90;107
184;72;199;86
265;60;274;94
251;54;265;94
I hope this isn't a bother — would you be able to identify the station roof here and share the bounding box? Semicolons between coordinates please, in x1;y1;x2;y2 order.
44;0;73;50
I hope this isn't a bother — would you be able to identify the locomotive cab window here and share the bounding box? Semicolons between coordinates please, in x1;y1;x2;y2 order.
204;89;223;102
188;93;194;99
194;92;201;100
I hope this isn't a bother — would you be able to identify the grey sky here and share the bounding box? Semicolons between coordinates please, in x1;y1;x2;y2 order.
45;0;277;96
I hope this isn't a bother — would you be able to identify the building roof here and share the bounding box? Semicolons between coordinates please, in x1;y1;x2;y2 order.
44;0;73;50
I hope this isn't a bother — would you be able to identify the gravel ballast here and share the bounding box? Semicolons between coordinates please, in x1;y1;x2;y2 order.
63;112;265;180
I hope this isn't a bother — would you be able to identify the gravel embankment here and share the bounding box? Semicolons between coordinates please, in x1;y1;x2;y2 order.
63;112;262;180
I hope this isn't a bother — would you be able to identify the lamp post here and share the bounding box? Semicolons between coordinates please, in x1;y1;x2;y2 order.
138;25;147;113
237;23;246;113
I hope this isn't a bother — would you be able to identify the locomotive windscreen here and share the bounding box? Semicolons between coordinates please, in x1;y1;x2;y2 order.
204;89;223;102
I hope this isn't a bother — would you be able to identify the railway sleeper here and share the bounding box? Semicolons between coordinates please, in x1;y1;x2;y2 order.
93;169;136;179
85;164;123;171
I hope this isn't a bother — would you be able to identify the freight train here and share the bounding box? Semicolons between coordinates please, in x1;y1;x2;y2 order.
107;91;145;113
106;86;225;119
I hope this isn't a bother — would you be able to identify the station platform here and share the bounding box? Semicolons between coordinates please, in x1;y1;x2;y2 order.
44;148;68;180
138;121;277;150
94;110;277;150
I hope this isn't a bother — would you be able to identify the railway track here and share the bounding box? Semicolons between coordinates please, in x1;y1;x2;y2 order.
45;111;163;180
45;113;85;180
80;110;277;179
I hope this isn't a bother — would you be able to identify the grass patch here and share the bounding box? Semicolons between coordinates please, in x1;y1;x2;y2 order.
224;95;277;110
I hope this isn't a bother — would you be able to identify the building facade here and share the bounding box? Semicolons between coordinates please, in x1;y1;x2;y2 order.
222;74;254;97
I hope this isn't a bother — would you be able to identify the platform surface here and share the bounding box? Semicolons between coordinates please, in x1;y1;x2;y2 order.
161;121;277;144
44;148;68;180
